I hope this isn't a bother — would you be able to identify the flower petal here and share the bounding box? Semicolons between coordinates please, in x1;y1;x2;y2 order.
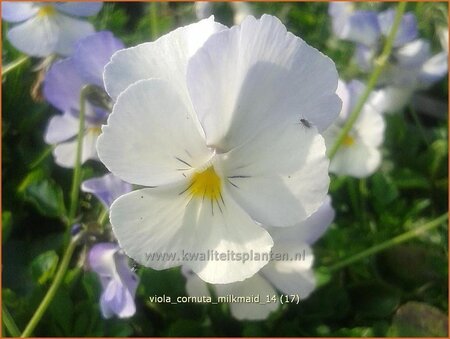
217;121;329;227
261;244;316;298
44;112;80;144
52;13;95;56
97;79;212;187
368;86;412;114
89;242;118;277
2;2;38;22
74;31;125;87
187;14;340;151
53;128;99;168
81;173;132;208
419;51;448;86
378;10;417;47
266;196;335;246
7;15;59;57
215;273;279;320
43;58;84;112
104;16;226;100
55;2;103;17
109;185;273;284
395;39;431;68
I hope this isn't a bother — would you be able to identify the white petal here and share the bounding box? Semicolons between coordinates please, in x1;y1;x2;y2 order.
354;104;385;148
217;122;329;227
419;51;448;86
97;79;212;187
186;15;340;151
336;79;351;120
55;2;103;17
368;86;412;114
266;196;335;246
7;15;58;57
104;17;226;100
395;39;431;67
44;112;80;144
215;274;279;320
53;129;99;168
326;132;382;178
109;185;273;284
52;14;95;56
2;2;38;22
262;244;316;298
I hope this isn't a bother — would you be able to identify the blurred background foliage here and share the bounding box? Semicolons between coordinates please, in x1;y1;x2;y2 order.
2;2;448;337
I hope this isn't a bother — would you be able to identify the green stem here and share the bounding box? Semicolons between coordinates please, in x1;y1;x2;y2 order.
68;85;91;225
327;2;407;160
20;240;78;337
328;212;448;272
149;2;159;40
2;305;21;337
29;145;56;169
97;207;109;226
2;55;29;78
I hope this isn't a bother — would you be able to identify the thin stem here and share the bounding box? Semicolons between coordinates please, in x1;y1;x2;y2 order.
97;207;109;226
20;240;78;337
149;2;159;40
68;85;91;225
328;212;448;272
327;2;407;159
29;145;56;169
2;305;21;337
2;55;29;77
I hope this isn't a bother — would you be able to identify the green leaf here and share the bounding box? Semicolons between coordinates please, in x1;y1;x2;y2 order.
389;301;448;336
2;211;12;244
348;281;401;318
371;172;399;206
18;170;66;218
30;250;59;285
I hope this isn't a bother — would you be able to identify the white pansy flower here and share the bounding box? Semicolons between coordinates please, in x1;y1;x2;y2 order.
2;2;102;57
183;197;335;320
324;80;385;178
98;15;340;284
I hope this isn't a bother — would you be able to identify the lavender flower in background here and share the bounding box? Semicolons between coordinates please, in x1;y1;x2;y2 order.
323;80;385;178
89;242;139;319
183;197;335;320
43;31;124;168
82;173;132;209
2;2;103;57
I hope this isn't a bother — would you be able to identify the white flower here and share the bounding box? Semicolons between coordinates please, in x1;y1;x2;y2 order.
97;16;340;284
183;197;335;320
323;80;385;178
2;2;102;57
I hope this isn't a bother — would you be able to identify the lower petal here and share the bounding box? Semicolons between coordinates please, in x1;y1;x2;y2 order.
109;185;273;284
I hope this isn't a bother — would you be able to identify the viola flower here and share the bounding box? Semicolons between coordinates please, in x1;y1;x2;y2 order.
43;31;124;168
183;197;335;320
98;16;340;284
82;173;132;209
2;2;103;57
323;80;385;178
89;242;139;319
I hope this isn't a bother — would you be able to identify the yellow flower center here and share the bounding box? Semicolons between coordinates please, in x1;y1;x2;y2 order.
38;5;56;17
343;134;355;146
88;126;102;135
188;166;221;201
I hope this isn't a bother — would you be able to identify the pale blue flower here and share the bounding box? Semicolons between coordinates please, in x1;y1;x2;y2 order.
81;173;132;209
2;2;103;57
89;243;139;319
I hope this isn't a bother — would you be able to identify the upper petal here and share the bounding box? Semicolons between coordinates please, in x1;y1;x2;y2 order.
74;31;125;87
378;10;417;47
55;2;103;17
7;15;59;57
103;16;227;100
52;13;95;56
332;9;381;46
110;185;274;284
2;2;38;22
419;51;448;87
97;78;212;187
43;58;84;112
187;14;340;151
217;121;330;227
